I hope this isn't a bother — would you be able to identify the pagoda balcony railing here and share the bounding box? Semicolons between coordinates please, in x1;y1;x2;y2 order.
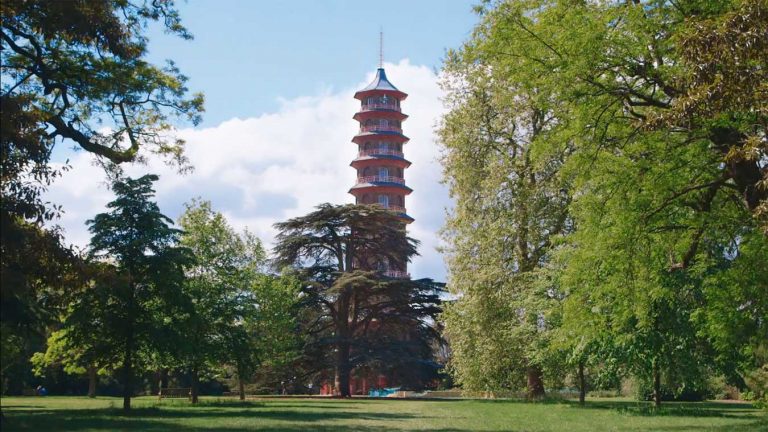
359;125;402;134
370;203;407;213
360;102;401;112
357;175;405;185
358;148;404;158
383;270;410;279
385;204;407;213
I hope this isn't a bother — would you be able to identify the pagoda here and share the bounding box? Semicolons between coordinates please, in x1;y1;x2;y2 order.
349;67;413;279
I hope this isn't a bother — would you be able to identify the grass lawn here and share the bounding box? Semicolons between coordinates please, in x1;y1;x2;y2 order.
1;396;765;431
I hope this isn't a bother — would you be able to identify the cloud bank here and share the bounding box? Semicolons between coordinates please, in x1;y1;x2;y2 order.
45;60;451;280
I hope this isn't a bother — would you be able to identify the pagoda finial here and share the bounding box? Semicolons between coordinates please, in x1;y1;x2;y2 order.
379;28;383;68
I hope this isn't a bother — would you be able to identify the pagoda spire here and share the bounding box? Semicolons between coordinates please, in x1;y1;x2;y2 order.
379;28;383;68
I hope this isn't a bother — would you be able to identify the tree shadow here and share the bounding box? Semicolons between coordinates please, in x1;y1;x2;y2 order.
0;405;436;432
567;400;760;418
183;399;359;410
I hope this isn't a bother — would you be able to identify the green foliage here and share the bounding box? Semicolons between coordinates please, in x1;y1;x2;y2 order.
31;330;87;377
175;199;265;401
438;10;571;397
742;343;768;409
176;199;302;400
249;274;302;372
0;217;81;392
439;0;767;405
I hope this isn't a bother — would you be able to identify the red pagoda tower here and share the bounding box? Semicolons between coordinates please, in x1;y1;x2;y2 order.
349;67;413;279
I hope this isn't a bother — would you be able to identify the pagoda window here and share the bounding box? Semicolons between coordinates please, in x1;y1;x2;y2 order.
378;167;389;177
378;194;389;207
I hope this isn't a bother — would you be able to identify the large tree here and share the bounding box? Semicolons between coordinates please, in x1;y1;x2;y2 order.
438;41;571;398
440;0;767;406
84;174;191;411
273;204;443;397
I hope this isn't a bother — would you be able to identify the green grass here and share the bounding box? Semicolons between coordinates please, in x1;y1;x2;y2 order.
1;396;766;431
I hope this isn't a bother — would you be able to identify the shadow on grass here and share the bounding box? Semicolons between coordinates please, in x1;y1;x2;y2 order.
189;400;359;410
1;405;454;432
567;400;759;418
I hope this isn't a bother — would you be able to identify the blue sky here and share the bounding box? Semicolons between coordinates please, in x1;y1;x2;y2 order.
145;0;479;126
47;1;480;282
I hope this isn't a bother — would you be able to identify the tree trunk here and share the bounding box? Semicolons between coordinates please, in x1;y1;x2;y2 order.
87;364;97;398
526;365;545;400
190;368;199;404
122;339;133;411
334;287;352;398
653;360;662;408
123;278;136;412
335;340;351;397
157;368;167;398
237;363;246;401
578;361;586;406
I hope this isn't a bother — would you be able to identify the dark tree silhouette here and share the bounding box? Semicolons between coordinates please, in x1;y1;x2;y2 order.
273;204;443;397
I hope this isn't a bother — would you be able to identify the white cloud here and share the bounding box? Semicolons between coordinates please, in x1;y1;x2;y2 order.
44;59;452;281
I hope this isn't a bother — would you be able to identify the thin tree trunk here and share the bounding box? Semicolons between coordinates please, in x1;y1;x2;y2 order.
526;365;545;400
237;363;246;401
87;364;97;398
578;361;586;406
123;277;136;412
190;368;199;403
157;368;167;398
122;338;133;411
653;359;662;408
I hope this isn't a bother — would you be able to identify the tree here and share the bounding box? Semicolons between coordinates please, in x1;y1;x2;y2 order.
176;199;267;403
438;37;571;398
273;204;443;397
84;174;191;411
